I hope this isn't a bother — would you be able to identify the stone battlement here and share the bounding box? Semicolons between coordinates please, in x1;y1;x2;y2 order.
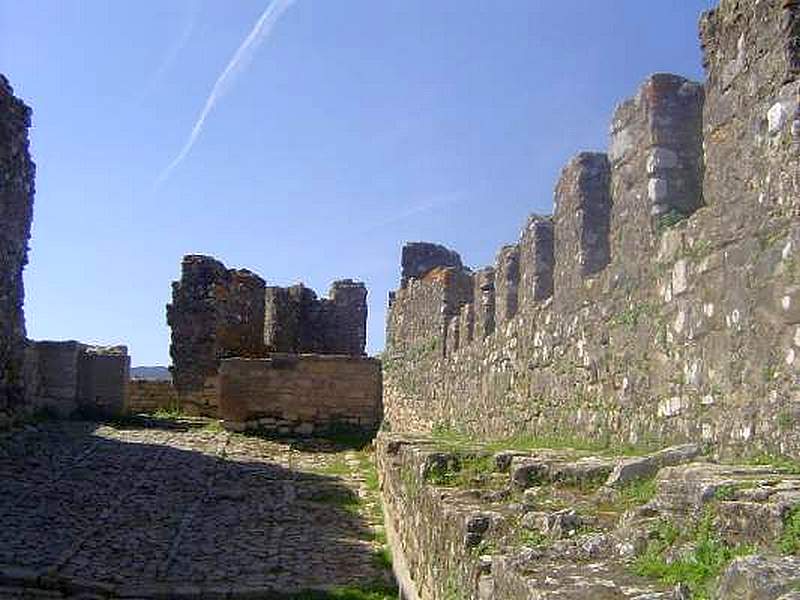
384;0;800;458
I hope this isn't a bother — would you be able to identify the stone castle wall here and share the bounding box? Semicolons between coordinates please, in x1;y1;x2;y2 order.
168;254;368;416
218;354;382;434
383;0;800;459
0;76;35;427
127;380;179;414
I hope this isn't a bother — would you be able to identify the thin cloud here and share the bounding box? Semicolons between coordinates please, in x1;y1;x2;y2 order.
155;0;296;188
360;193;464;234
137;1;198;104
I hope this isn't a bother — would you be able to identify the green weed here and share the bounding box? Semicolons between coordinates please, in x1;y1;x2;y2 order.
634;510;753;599
780;505;800;555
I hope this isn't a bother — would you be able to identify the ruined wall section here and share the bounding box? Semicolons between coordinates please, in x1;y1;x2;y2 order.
167;255;266;415
24;341;129;418
0;76;34;427
263;279;367;355
383;0;800;458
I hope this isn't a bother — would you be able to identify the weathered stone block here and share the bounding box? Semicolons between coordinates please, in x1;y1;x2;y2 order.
495;245;520;324
553;152;611;306
77;346;130;418
473;267;496;339
25;341;129;418
518;216;554;305
264;280;367;355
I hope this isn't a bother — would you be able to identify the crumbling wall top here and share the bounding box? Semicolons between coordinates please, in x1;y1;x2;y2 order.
401;242;463;288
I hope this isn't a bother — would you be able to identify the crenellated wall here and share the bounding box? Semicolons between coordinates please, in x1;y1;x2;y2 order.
263;279;367;355
383;0;800;459
0;76;35;427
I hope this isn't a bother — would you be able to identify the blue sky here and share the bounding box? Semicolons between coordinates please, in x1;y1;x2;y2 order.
1;0;715;366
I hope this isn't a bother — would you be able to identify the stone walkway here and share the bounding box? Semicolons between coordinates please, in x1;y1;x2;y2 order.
0;418;393;598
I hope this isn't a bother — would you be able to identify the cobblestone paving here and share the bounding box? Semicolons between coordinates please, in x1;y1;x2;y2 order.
0;418;393;598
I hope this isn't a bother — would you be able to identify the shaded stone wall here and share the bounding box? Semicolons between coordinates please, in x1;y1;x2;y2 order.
0;76;34;427
24;341;129;418
263;279;368;355
218;354;382;434
384;0;800;459
127;380;179;414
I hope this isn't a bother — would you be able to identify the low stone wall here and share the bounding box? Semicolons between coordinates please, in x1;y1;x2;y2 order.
376;432;800;600
127;380;178;414
24;341;129;418
376;435;492;600
218;354;382;434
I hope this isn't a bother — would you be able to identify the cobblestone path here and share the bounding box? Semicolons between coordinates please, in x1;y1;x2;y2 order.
0;418;394;599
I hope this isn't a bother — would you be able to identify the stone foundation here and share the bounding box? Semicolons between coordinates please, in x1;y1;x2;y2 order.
218;354;382;435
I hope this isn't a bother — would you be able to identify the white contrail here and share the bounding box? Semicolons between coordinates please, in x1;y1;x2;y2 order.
155;0;296;187
137;1;198;104
360;193;464;234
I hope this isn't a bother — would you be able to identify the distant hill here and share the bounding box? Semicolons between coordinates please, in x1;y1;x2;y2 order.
130;366;171;381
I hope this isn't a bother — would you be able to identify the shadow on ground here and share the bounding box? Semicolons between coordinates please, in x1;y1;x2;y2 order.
0;418;396;599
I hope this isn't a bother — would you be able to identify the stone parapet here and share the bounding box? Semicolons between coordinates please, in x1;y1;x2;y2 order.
218;354;382;435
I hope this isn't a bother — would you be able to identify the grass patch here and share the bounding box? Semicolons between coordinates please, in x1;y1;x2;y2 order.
634;510;753;599
289;582;398;600
201;419;224;433
656;208;689;234
315;457;352;477
430;424;654;458
312;488;361;514
516;528;551;549
372;546;393;570
780;505;800;555
611;303;657;329
742;454;800;475
424;454;496;488
152;405;186;419
616;476;658;509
